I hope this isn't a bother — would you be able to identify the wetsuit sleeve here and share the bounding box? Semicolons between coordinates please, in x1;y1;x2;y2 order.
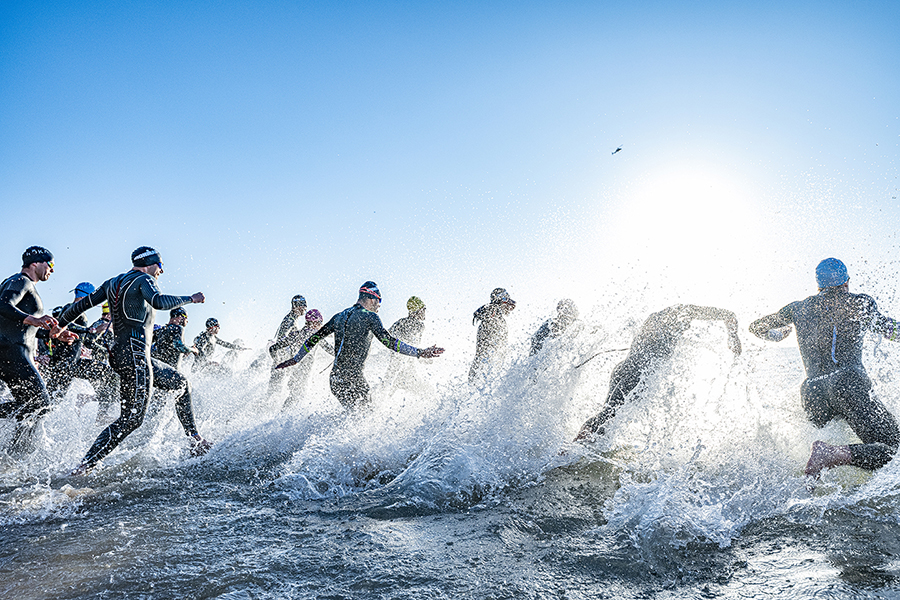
865;297;900;341
280;319;336;367
749;303;796;340
369;313;419;357
59;286;109;327
681;305;737;323
0;276;34;322
215;338;243;350
138;276;193;311
269;330;299;353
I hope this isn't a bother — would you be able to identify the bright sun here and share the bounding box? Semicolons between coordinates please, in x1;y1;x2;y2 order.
606;161;761;289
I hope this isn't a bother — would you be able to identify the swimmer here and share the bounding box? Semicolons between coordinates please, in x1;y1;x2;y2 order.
575;304;741;442
276;282;444;410
58;246;210;474
750;258;900;478
0;246;78;454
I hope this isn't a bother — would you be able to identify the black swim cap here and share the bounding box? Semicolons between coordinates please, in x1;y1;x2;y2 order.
22;246;53;266
171;307;188;319
359;281;381;300
206;317;219;328
490;288;514;305
292;295;307;307
132;246;162;267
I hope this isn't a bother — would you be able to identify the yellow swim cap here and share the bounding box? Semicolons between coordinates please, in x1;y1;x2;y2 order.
407;296;425;313
102;302;110;315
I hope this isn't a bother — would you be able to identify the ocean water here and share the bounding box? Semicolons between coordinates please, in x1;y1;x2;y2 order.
3;303;900;600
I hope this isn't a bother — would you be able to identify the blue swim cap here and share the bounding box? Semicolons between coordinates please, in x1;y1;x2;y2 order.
815;258;849;288
71;282;95;297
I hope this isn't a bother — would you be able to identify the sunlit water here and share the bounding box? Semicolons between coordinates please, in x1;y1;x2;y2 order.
4;299;900;600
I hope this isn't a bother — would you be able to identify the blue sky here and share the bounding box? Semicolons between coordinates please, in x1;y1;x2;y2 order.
1;1;898;344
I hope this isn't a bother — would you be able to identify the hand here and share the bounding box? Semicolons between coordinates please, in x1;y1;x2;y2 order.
54;329;80;344
191;292;205;304
418;345;445;359
25;314;58;330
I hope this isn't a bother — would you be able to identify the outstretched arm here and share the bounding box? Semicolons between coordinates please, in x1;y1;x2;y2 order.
276;321;335;369
749;305;794;342
682;305;742;355
870;302;900;341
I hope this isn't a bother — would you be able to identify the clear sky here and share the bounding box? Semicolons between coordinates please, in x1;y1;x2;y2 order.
2;1;898;345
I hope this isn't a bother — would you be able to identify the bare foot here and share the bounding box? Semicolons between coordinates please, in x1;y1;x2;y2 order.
805;440;852;478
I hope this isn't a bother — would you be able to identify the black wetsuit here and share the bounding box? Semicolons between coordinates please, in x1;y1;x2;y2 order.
0;273;51;428
750;289;900;470
193;330;241;371
469;303;510;384
59;270;197;470
282;304;419;409
581;305;736;437
152;323;192;369
268;311;303;395
44;303;119;409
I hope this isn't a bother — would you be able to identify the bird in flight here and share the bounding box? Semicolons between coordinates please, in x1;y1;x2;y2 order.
612;146;622;155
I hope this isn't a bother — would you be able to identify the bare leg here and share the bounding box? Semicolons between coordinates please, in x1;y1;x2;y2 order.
805;440;852;477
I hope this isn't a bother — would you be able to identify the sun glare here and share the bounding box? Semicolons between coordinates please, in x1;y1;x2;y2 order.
605;161;763;296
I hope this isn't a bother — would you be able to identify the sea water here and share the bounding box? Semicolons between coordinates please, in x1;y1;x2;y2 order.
3;299;900;599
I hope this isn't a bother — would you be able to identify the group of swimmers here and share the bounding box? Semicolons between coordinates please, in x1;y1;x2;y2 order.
0;245;898;480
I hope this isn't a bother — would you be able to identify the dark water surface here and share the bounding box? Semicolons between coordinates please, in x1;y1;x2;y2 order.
4;323;900;599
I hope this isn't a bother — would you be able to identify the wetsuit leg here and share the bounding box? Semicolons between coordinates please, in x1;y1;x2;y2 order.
580;360;644;436
0;349;50;420
329;370;370;410
0;348;51;454
800;377;835;429
151;358;198;437
80;338;152;470
831;369;899;471
74;359;120;418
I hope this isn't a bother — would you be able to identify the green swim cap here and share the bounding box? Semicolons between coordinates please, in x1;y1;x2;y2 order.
407;296;425;313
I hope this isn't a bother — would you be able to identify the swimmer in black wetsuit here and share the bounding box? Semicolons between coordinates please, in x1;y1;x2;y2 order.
268;295;307;397
383;296;428;393
58;246;209;474
575;303;742;442
0;246;79;453
152;307;197;369
45;283;119;411
268;309;334;409
750;258;900;477
469;288;516;385
530;298;579;356
193;318;247;373
275;282;445;410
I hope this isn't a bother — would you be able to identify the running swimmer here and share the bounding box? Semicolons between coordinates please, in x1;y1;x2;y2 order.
46;283;119;416
275;282;444;410
268;309;333;409
268;295;307;397
383;296;428;393
530;299;580;356
574;304;742;441
469;288;516;386
193;318;248;373
152;307;197;369
750;258;900;478
0;246;78;454
58;246;210;474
